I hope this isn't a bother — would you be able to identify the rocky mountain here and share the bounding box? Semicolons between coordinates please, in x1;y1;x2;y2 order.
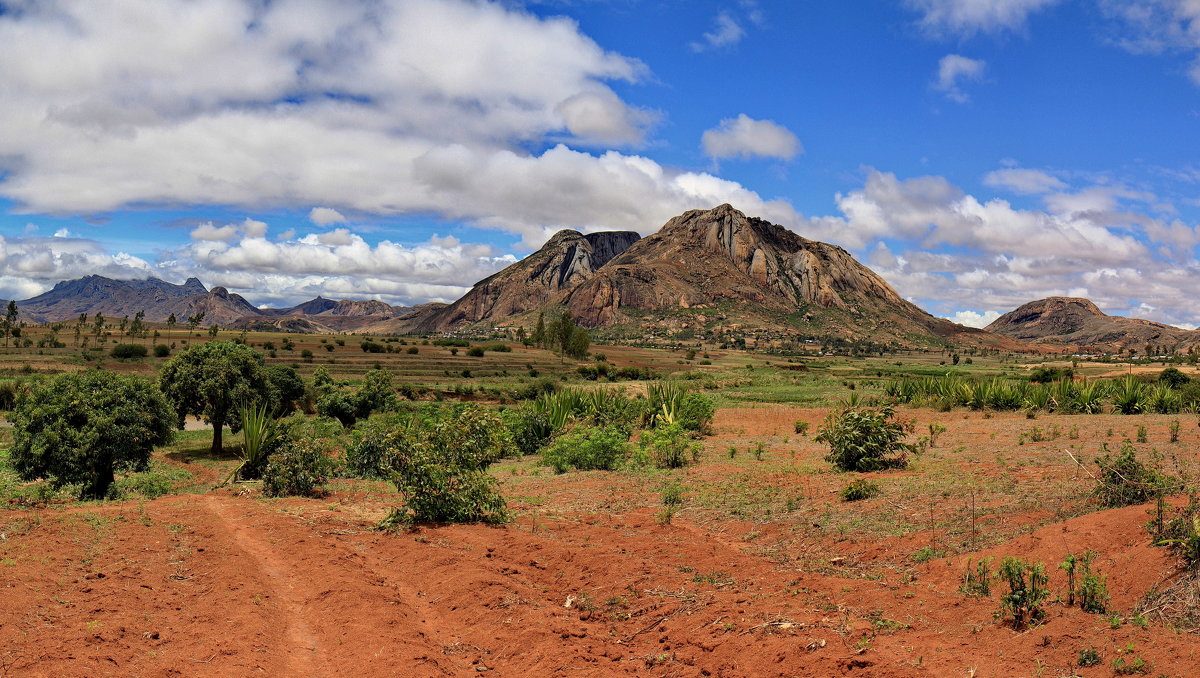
414;229;640;331
985;297;1198;352
271;297;401;317
13;275;227;324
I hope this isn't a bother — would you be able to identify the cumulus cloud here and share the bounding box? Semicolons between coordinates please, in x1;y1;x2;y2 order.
983;168;1067;194
945;310;1002;328
309;207;347;226
690;12;746;52
0;234;153;301
701;115;802;161
933;54;986;103
0;0;771;242
907;0;1060;37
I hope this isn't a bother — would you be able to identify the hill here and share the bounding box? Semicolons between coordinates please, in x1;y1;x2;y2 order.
985;297;1199;353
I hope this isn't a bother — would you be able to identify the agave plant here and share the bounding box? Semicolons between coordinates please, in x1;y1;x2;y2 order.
1023;384;1052;412
1112;376;1147;415
236;401;277;481
1072;379;1106;414
646;381;686;427
1148;382;1182;414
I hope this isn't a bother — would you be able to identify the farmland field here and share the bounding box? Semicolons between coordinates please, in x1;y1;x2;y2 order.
3;326;1200;676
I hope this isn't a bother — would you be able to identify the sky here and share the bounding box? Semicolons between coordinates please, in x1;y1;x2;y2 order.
1;0;1200;328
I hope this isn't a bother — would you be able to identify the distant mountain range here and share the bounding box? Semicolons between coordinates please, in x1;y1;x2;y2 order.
8;204;1195;351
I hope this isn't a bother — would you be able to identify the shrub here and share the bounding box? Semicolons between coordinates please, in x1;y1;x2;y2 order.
406;346;418;354
110;343;148;359
9;370;174;498
636;423;700;469
484;343;512;352
345;413;408;479
317;391;358;428
997;557;1049;630
262;434;336;498
541;425;629;473
1160;367;1190;389
1093;443;1174;508
153;344;171;357
381;406;513;526
506;407;556;456
466;346;485;357
354;368;397;418
1077;648;1102;667
360;341;384;353
840;478;880;502
960;559;992;597
816;406;914;472
0;380;21;410
794;420;810;435
1029;366;1073;383
266;364;306;414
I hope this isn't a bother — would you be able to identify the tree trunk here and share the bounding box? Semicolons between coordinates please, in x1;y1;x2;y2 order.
85;455;115;500
211;414;224;455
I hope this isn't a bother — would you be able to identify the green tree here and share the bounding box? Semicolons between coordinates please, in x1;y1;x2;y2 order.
166;313;177;341
2;300;17;348
93;311;105;337
265;364;306;414
130;310;146;343
531;312;545;347
9;370;174;498
159;341;269;454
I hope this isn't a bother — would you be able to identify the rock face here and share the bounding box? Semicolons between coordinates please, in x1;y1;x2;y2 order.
986;297;1198;352
174;287;264;326
417;229;640;330
564;204;912;326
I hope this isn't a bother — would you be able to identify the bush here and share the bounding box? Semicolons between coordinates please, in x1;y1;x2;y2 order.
816;406;914;472
345;413;408;479
262;434;336;497
466;346;485;357
1029;366;1073;383
1093;443;1174;508
0;380;21;410
505;407;556;455
794;420;810;435
998;557;1049;630
110;343;148;359
317;391;358;428
153;344;171;357
1160;367;1190;388
406;346;418;354
636;423;701;469
541;425;629;473
9;370;174;498
840;478;880;502
381;406;513;526
360;341;384;353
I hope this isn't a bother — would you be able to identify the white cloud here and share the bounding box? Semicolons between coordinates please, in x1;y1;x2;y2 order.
907;0;1060;36
1098;0;1200;85
983;168;1067;194
309;207;347;226
701;115;802;161
0;234;153;300
190;223;240;242
555;90;656;146
691;12;746;52
944;310;1002;328
933;54;986;103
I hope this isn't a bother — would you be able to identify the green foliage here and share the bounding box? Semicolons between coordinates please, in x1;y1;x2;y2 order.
793;420;810;435
159;341;269;454
1113;376;1147;415
10;370;174;499
317;391;358;428
1159;367;1190;388
382;405;513;525
262;433;336;498
1076;551;1110;614
153;344;171;358
354;368;396;417
646;382;714;433
344;413;409;479
960;558;992;597
839;478;880;502
236;401;277;480
1077;648;1102;667
360;340;384;353
1112;654;1150;675
1029;366;1073;383
110;343;148;359
266;364;306;414
635;423;700;469
0;379;22;411
997;557;1049;630
1093;443;1174;508
816;406;913;472
541;425;629;473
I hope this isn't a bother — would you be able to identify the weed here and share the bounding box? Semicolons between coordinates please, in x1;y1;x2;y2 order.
794;420;810;435
1077;648;1101;667
1136;425;1148;443
960;558;992;597
1170;419;1181;443
839;479;880;502
753;441;766;461
997;557;1049;630
911;546;945;563
1093;443;1175;508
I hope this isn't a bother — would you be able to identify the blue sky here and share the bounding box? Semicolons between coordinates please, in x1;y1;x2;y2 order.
1;0;1199;328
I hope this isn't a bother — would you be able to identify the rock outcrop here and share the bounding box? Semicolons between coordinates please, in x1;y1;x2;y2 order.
986;297;1198;352
416;229;640;330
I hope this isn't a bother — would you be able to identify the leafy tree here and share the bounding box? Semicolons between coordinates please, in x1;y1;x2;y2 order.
186;312;205;333
166;313;177;340
93;311;105;337
159;341;269;454
311;365;335;393
1160;367;1190;389
2;300;16;348
265;364;306;414
531;312;545;347
9;370;174;499
129;310;145;341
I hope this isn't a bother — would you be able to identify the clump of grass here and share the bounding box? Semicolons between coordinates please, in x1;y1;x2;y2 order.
839;479;880;502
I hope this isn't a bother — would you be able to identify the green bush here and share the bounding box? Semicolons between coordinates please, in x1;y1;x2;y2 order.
262;434;336;498
466;346;485;357
153;344;171;357
816;406;914;472
1093;443;1174;508
381;406;513;525
839;478;880;502
317;391;358;428
505;407;556;455
997;557;1049;630
541;425;629;473
636;423;700;469
110;343;148;359
345;413;408;479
